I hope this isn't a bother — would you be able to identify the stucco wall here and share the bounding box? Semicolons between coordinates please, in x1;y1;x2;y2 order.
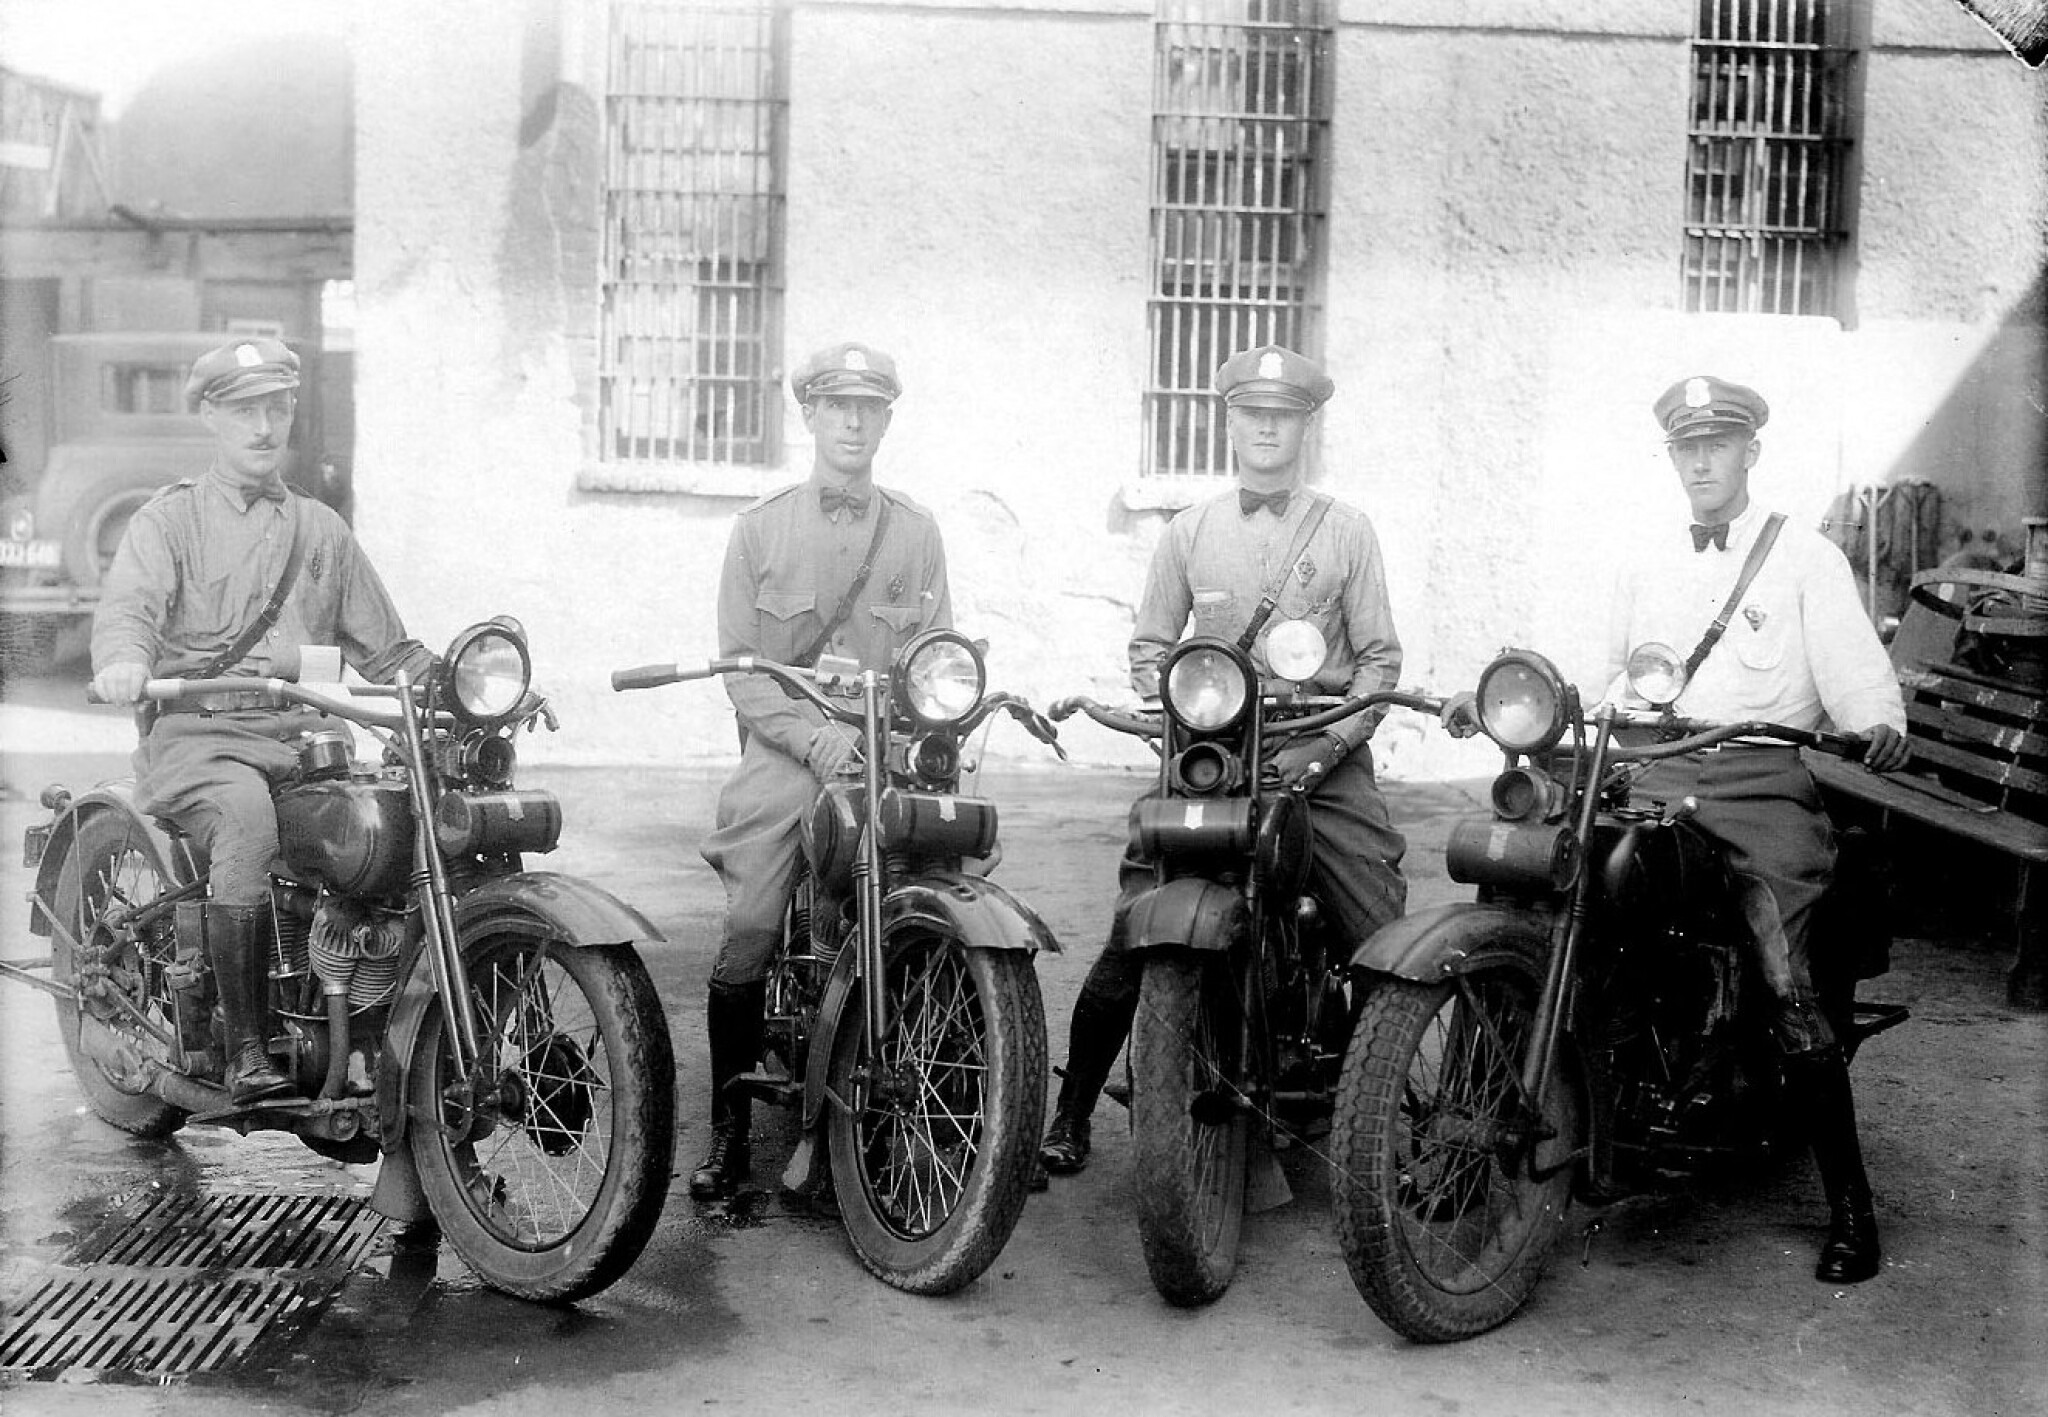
353;0;2047;779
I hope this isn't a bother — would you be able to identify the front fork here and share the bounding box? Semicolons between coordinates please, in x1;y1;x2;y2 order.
395;672;484;1104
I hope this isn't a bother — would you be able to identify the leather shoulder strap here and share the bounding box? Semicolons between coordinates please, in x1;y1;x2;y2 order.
794;495;894;668
1681;512;1786;681
1237;493;1333;652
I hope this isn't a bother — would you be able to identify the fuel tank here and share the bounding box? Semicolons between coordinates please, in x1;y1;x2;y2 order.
275;775;416;898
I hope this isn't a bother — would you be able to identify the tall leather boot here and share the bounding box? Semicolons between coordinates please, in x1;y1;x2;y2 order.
1786;1044;1881;1284
208;903;294;1105
1037;973;1134;1177
690;979;766;1200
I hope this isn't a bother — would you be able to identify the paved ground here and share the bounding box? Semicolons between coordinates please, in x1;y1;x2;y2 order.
0;674;2044;1417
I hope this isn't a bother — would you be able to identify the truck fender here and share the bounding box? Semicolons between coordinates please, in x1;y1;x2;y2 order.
28;783;189;939
1125;877;1251;957
375;871;666;1149
797;873;1058;1132
1346;902;1551;984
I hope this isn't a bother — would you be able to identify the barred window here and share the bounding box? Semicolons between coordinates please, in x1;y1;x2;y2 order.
601;1;786;468
1681;0;1855;316
1145;0;1331;479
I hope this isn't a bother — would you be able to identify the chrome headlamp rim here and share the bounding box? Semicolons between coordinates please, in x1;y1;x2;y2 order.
1474;649;1569;755
1161;636;1255;737
1624;641;1689;709
443;618;533;727
894;629;987;729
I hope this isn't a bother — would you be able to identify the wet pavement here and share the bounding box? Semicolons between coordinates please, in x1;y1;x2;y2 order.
1;673;2044;1416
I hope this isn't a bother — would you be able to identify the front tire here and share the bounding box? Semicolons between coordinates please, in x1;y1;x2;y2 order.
828;935;1046;1295
407;929;675;1303
1131;953;1249;1307
46;810;192;1138
1330;966;1578;1342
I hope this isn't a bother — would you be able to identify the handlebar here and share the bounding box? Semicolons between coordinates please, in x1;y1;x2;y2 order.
611;655;861;723
1050;688;1442;742
1604;711;1871;763
90;675;425;731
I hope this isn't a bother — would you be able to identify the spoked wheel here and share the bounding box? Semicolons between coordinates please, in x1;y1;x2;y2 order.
1330;964;1578;1342
1131;953;1249;1307
827;932;1046;1295
408;927;676;1302
45;811;193;1137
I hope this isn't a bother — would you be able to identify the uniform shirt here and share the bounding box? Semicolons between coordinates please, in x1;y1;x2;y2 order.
1129;487;1402;751
91;470;433;685
1602;499;1905;735
716;474;952;761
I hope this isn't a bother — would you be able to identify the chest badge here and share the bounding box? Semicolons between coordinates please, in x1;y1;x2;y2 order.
1294;554;1316;586
887;573;905;600
1742;605;1766;632
307;546;325;584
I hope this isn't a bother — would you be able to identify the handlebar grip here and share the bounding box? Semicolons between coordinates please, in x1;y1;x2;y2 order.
611;664;682;692
85;686;107;705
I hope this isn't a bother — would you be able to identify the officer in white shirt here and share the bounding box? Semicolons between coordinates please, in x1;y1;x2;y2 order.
1604;375;1908;1285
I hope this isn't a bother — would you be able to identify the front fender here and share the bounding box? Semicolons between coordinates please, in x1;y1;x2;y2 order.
884;871;1062;955
376;872;666;1148
1347;902;1551;984
1125;877;1250;956
28;781;188;938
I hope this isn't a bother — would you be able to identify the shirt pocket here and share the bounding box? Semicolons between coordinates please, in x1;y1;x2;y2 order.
1191;587;1237;639
868;603;926;641
1729;600;1787;671
757;591;817;662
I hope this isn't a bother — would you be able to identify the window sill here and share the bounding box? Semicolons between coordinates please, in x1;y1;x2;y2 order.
1118;475;1230;513
576;462;783;498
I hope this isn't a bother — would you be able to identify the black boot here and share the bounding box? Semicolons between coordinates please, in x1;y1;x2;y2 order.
690;979;765;1200
1787;1044;1882;1284
1037;970;1133;1178
208;903;294;1105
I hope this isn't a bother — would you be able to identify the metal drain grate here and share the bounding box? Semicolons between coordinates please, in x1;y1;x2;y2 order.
1;1190;386;1379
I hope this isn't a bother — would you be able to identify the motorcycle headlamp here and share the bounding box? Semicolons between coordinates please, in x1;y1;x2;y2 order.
4;506;33;542
1161;638;1253;736
444;617;532;726
1263;619;1328;683
1475;649;1569;755
1625;642;1688;708
895;630;986;728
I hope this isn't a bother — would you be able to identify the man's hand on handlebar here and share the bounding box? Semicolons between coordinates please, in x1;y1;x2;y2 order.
804;724;863;781
92;662;150;706
1859;723;1910;774
1439;690;1482;739
1263;732;1345;791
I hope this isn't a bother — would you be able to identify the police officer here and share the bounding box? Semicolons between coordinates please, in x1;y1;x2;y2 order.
690;341;952;1200
1602;375;1907;1283
90;338;434;1105
1037;344;1408;1178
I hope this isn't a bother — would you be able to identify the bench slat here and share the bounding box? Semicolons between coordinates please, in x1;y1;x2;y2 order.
1902;666;2047;722
1904;734;2048;803
1811;755;2048;861
1903;701;2048;762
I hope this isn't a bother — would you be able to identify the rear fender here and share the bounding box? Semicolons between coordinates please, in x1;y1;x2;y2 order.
1347;902;1551;984
375;871;666;1148
1124;877;1251;957
27;783;187;938
797;874;1051;1132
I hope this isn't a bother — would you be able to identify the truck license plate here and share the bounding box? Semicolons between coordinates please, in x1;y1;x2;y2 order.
0;539;62;570
22;821;53;870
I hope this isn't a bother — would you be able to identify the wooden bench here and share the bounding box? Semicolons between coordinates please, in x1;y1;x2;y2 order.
1810;561;2048;1008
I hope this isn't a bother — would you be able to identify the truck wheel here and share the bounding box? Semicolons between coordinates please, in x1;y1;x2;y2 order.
40;465;171;588
0;612;62;677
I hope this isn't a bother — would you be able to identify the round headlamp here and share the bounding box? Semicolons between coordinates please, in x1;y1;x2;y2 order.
4;506;34;542
1264;619;1328;683
1161;638;1253;736
444;618;532;726
1475;650;1569;755
1625;642;1688;708
895;630;985;728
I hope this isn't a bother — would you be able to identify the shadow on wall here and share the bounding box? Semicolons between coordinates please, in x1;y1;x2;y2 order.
1823;268;2046;621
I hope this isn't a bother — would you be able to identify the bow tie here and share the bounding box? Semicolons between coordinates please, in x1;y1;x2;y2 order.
1690;522;1729;553
1239;488;1291;517
242;479;289;509
820;486;871;519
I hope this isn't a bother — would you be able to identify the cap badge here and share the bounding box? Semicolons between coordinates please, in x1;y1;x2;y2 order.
844;350;869;372
1684;377;1711;408
235;343;264;368
1258;351;1286;380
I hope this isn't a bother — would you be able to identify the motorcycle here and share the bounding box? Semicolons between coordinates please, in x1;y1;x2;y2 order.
9;618;677;1303
1049;620;1433;1306
1329;642;1908;1341
611;630;1064;1294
